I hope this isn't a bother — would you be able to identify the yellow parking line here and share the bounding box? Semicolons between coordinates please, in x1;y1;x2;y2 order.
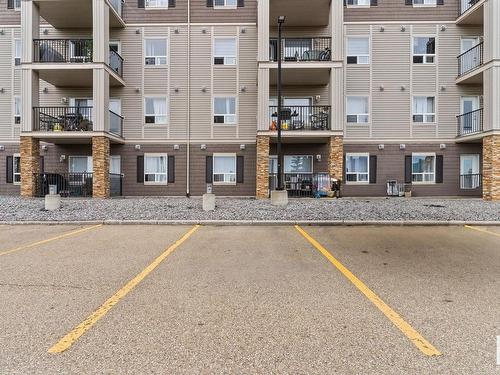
295;225;441;357
465;225;500;238
0;225;103;257
48;224;200;354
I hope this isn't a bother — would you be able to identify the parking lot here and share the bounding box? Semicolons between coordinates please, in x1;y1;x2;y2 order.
0;224;499;374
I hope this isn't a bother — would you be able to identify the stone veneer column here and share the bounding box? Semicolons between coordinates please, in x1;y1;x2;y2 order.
328;136;344;181
482;135;500;201
92;136;110;198
256;135;270;199
20;137;40;197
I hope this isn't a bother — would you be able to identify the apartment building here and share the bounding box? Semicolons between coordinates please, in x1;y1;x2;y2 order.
0;0;498;200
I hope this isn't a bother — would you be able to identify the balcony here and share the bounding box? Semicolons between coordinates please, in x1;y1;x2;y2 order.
269;173;332;197
34;0;124;28
32;39;125;87
457;42;483;84
34;172;123;197
269;105;331;131
109;110;123;137
457;108;483;137
457;0;484;24
269;38;332;62
460;174;482;190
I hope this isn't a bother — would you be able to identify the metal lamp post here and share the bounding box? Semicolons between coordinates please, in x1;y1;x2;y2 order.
277;15;285;191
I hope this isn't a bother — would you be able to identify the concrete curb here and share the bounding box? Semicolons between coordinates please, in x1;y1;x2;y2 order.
1;220;500;226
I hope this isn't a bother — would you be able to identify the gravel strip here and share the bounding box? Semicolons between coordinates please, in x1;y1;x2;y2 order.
0;196;499;223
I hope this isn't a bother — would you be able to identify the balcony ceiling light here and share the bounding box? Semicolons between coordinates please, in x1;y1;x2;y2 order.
278;16;285;24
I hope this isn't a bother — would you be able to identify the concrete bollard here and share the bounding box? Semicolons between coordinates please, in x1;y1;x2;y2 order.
45;194;61;211
202;193;216;211
271;190;288;207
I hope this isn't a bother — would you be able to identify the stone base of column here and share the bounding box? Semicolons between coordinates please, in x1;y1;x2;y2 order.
328;135;344;181
20;136;40;197
92;136;110;198
482;134;500;201
256;135;270;199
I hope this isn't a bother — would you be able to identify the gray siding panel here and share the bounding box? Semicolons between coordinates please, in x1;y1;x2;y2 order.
0;0;20;25
190;0;257;23
122;0;188;23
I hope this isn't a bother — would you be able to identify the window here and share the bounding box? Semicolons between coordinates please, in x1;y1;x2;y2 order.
214;97;236;124
145;39;167;66
69;156;93;185
110;155;121;174
460;154;480;189
13;154;20;184
413;0;437;6
214;0;237;8
347;37;369;64
144;154;167;184
347;96;369;123
14;96;21;125
213;154;236;184
345;153;369;183
145;0;169;8
214;38;237;65
284;155;313;174
413;96;435;123
14;0;20;10
413;37;435;64
346;0;370;5
145;97;168;124
412;153;435;183
14;39;21;66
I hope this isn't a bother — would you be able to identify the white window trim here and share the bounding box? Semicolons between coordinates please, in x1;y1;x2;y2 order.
144;96;168;125
213;38;237;66
14;96;21;125
145;0;169;9
412;152;436;185
213;97;237;125
412;96;436;124
144;38;168;66
345;153;370;185
283;155;314;174
213;0;238;9
412;36;436;64
13;153;21;185
14;0;21;11
213;153;237;185
346;36;370;65
346;96;370;124
144;153;168;186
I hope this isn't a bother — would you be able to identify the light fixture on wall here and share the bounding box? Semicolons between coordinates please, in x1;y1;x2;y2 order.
0;88;4;94
240;86;247;93
0;145;4;151
174;28;180;34
379;85;384;91
134;144;141;151
400;85;406;91
240;144;246;150
315;154;322;162
441;25;447;32
400;25;406;32
200;144;207;150
135;87;141;93
378;144;385;150
43;87;49;94
174;144;180;150
61;97;68;104
0;30;4;35
201;87;207;93
174;87;179;93
380;26;385;32
41;145;49;151
440;85;446;91
241;28;246;34
43;29;49;35
314;95;321;103
135;29;141;34
400;144;406;150
440;143;446;150
59;155;66;162
202;28;207;34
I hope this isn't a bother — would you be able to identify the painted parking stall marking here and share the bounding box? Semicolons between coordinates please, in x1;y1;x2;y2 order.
48;225;200;354
465;225;500;239
295;225;442;357
0;224;103;257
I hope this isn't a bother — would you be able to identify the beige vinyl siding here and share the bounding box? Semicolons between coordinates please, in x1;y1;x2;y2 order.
0;0;20;25
269;26;331;38
190;0;257;24
238;25;258;140
346;67;369;94
0;29;15;139
122;0;188;24
169;26;189;140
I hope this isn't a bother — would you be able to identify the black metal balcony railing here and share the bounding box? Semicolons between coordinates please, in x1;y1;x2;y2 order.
269;105;331;131
34;173;93;197
33;39;93;63
269;173;332;198
109;110;123;137
457;108;483;136
460;0;480;15
458;42;483;77
109;49;124;77
460;174;482;190
33;106;93;132
269;37;332;62
110;0;124;17
110;173;123;197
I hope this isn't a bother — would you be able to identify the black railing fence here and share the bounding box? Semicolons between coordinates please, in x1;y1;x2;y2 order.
109;49;124;77
110;173;123;197
460;174;482;189
34;39;93;63
33;106;93;132
458;42;483;77
110;0;124;16
34;173;93;198
457;108;482;136
270;37;332;62
460;0;480;15
109;110;124;137
269;173;333;198
269;105;330;131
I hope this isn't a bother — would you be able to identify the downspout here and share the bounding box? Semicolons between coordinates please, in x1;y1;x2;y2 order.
186;0;191;197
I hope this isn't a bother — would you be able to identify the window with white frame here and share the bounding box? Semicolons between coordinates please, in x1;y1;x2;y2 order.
145;39;167;66
145;97;168;124
69;156;93;185
412;0;437;6
284;155;313;174
460;154;480;189
214;38;237;65
346;0;370;5
413;96;435;123
144;154;168;184
345;153;369;183
412;153;435;183
14;39;21;66
13;153;20;184
413;37;435;64
213;154;236;184
14;0;21;10
214;0;237;8
145;0;169;8
214;97;236;124
14;96;21;125
347;37;370;64
347;96;369;123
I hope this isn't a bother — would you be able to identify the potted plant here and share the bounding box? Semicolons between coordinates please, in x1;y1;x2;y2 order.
53;122;63;132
